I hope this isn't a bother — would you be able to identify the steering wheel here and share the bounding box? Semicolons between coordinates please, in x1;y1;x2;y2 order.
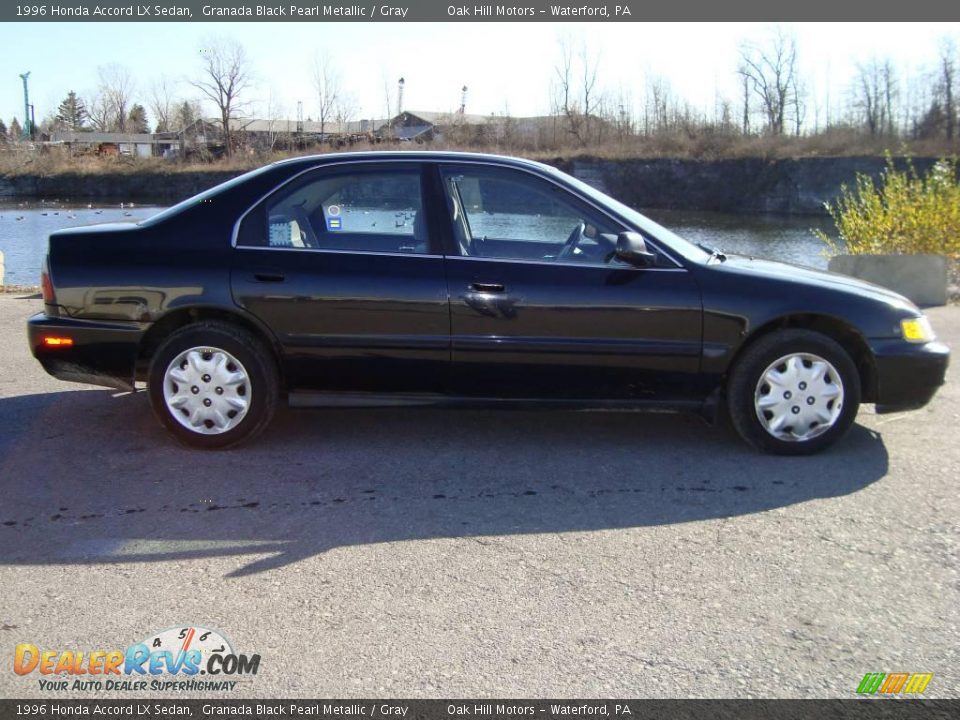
556;221;585;261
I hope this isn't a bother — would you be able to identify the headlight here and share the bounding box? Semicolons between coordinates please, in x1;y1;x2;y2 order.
901;316;936;343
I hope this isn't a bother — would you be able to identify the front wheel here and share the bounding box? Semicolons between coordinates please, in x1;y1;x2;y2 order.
727;329;861;455
147;321;279;449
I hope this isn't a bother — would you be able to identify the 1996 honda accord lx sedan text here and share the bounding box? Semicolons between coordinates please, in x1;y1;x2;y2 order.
27;152;950;454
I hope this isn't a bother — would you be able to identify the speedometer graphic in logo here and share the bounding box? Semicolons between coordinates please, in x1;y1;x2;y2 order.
140;625;233;658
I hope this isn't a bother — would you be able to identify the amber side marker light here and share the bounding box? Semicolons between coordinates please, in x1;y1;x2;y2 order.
42;336;74;347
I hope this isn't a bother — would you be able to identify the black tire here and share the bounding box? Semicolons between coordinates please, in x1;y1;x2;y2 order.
727;329;861;455
147;321;279;449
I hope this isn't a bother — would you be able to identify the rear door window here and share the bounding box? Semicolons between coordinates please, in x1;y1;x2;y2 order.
239;167;430;255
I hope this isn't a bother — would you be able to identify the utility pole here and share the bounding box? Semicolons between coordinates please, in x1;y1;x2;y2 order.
19;71;32;139
397;77;405;117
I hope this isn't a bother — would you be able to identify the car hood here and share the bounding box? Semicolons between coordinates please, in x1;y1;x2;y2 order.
717;254;918;312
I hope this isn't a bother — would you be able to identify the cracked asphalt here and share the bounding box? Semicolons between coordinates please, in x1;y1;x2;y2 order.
0;295;957;698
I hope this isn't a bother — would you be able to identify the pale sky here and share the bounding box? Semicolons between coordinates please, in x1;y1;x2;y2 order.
1;22;958;129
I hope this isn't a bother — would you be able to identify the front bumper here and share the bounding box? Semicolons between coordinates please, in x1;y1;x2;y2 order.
27;313;144;391
870;338;950;413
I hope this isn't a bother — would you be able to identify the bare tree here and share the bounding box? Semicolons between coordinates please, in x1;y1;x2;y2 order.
883;62;897;137
852;58;897;137
737;65;751;134
738;28;800;135
714;95;734;132
190;38;253;156
579;43;601;143
381;72;396;135
312;53;341;140
646;75;674;133
334;92;360;131
97;64;135;132
790;71;806;136
857;61;883;136
824;59;833;129
551;35;580;143
613;85;634;142
940;38;957;141
149;75;178;132
549;36;607;146
265;90;292;152
85;91;113;132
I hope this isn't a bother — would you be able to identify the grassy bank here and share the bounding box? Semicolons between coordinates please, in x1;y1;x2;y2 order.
2;128;959;180
0;285;40;295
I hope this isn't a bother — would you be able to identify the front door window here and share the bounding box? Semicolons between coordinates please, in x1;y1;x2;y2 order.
440;166;625;265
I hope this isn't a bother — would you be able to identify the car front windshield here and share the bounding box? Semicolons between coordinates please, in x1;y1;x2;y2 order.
537;163;712;263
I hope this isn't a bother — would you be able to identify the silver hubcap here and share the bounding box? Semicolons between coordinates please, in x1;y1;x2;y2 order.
163;347;250;435
754;353;844;442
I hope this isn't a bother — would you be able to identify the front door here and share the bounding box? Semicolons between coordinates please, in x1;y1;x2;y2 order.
437;163;704;400
231;162;450;394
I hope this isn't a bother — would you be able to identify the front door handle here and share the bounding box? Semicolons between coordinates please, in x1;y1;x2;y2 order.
469;282;505;293
253;271;285;283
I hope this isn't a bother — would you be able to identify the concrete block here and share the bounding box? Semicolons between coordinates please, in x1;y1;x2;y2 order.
828;254;948;307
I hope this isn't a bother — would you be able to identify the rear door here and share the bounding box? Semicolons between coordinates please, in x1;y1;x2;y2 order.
231;161;450;394
436;162;704;400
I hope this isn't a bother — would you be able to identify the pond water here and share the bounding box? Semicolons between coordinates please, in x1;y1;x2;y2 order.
643;209;838;268
0;200;158;286
0;200;838;286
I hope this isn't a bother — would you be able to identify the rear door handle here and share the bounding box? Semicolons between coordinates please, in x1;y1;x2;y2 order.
253;272;285;283
469;282;505;293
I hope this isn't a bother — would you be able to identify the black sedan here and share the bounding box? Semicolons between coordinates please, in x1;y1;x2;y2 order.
27;152;949;454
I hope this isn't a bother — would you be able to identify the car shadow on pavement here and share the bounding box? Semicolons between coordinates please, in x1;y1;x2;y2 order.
0;389;890;577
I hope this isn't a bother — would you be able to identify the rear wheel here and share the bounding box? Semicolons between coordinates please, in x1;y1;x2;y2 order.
727;329;861;455
148;321;278;449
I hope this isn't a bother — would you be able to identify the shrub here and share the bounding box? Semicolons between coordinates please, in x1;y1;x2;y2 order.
817;155;960;258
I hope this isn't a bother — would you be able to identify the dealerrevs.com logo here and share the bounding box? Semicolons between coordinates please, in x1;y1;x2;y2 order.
13;625;260;692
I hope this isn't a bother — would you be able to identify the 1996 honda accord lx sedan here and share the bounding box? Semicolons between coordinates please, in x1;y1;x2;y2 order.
28;152;949;454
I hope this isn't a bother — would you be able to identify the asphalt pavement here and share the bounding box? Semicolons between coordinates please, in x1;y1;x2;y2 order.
0;295;957;698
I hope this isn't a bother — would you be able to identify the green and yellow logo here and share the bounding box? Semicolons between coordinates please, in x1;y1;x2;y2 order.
856;672;933;695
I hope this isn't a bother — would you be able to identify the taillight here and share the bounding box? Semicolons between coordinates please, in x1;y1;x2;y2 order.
40;262;55;304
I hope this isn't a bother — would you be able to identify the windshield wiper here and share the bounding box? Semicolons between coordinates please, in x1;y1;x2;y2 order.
697;242;727;262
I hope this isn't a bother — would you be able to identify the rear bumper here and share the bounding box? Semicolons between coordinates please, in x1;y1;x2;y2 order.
870;338;950;413
27;313;144;391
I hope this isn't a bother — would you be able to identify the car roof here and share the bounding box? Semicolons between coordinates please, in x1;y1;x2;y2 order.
271;150;554;173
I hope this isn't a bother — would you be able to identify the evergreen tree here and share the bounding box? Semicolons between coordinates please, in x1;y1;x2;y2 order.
175;100;200;130
0;119;7;143
128;104;149;133
9;118;22;140
55;91;88;131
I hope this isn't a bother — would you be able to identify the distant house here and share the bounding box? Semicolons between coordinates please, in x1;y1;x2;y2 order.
383;111;497;142
380;111;591;148
51;131;180;158
179;117;386;153
177;119;222;153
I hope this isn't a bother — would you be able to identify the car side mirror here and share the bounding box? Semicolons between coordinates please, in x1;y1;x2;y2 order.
615;231;658;267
